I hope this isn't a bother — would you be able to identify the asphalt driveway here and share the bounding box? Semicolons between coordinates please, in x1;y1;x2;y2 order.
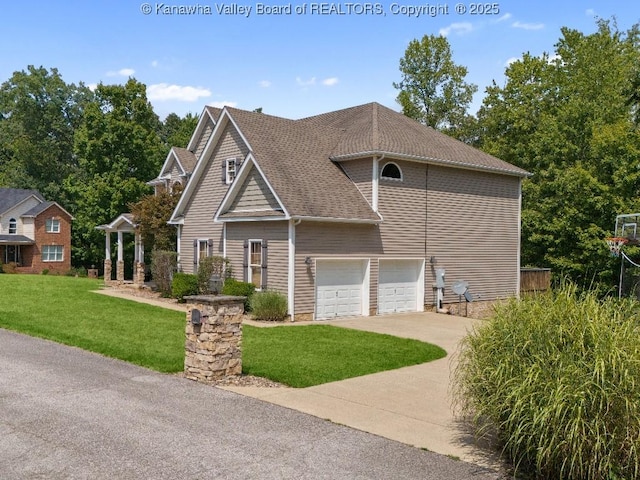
0;328;500;479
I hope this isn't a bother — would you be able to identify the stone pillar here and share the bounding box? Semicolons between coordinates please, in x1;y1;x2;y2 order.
116;261;125;282
134;262;145;286
184;295;245;382
104;259;112;283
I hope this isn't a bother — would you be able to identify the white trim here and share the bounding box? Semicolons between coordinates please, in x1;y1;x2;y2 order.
41;245;64;262
225;157;237;185
186;106;218;152
176;224;182;268
380;161;403;181
248;238;263;291
372;157;379;212
157;149;186;180
222;223;227;258
214;153;290;222
226;208;285;214
218;215;287;223
332;150;531;178
45;218;61;233
196;238;210;266
290;215;381;224
516;178;522;298
96;214;137;232
288;219;295;321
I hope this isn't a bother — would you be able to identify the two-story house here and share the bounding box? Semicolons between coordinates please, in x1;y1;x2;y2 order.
0;188;73;274
165;103;530;320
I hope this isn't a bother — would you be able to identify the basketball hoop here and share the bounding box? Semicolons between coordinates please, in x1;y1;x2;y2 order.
606;237;628;257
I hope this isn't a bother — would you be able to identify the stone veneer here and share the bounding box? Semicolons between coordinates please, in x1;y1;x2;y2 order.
184;295;245;382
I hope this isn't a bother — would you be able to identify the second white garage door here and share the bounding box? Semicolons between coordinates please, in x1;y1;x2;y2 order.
378;259;423;314
315;260;367;320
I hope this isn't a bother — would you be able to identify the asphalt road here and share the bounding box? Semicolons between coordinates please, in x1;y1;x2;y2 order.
0;329;501;479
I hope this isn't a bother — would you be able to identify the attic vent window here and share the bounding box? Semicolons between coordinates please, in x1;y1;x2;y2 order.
225;158;237;185
381;162;403;181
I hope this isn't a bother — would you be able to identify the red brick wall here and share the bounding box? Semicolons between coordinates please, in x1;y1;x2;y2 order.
27;205;72;274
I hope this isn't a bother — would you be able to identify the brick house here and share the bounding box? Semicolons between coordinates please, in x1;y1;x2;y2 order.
0;188;73;274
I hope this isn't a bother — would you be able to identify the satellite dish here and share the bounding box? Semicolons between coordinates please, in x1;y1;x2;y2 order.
452;281;468;296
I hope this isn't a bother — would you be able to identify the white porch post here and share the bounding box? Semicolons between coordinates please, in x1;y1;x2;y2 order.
116;230;125;281
117;231;124;262
105;232;111;260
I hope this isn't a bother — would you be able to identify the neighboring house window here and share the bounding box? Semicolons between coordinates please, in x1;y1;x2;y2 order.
225;158;237;185
42;245;63;262
381;162;403;181
45;218;60;233
244;239;267;290
8;218;17;234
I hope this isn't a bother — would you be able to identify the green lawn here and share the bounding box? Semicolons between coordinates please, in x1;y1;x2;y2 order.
0;275;447;386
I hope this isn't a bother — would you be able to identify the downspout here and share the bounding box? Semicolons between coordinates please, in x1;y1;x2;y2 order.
288;219;301;322
372;154;384;212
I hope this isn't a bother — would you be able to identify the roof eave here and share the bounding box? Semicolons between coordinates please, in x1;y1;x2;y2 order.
331;151;532;178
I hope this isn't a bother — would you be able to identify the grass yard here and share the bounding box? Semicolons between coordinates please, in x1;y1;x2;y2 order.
243;324;446;388
0;275;185;372
0;275;446;387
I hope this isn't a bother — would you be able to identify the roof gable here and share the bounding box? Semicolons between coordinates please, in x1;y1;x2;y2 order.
186;106;221;153
21;201;74;220
0;188;44;216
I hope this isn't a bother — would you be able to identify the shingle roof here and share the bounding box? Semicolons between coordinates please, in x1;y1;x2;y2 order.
0;188;44;216
204;106;222;122
299;102;530;176
22;201;55;217
173;147;197;174
225;107;381;221
0;234;35;244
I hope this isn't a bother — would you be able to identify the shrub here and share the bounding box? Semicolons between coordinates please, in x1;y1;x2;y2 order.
454;283;640;479
222;278;255;311
197;256;229;294
0;261;3;273
151;250;177;297
250;290;288;321
171;273;199;302
65;266;87;277
41;269;49;275
3;262;17;274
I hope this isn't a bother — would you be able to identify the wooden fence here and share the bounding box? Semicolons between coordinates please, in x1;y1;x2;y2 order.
520;268;551;293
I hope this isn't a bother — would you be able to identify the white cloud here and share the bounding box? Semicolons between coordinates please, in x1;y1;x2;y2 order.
259;80;272;88
439;22;473;36
208;101;238;109
296;76;316;87
107;68;135;77
147;83;212;102
504;57;519;67
586;8;596;16
322;77;339;86
512;21;544;30
496;13;512;22
151;60;159;68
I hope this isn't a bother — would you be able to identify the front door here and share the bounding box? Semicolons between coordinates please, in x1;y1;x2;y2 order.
5;245;20;264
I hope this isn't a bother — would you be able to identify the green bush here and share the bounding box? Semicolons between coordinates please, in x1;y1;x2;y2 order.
41;269;49;275
197;256;229;294
65;266;87;277
250;290;288;321
0;261;3;273
171;273;199;303
151;250;177;297
454;283;640;479
222;278;255;311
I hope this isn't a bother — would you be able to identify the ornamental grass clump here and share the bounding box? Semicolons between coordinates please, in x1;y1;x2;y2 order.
250;290;288;321
454;284;640;480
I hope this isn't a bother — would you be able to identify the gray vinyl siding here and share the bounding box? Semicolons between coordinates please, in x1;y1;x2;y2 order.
170;163;183;186
341;158;373;207
194;117;215;159
225;221;289;294
294;222;382;314
180;123;249;272
426;166;520;303
226;166;282;213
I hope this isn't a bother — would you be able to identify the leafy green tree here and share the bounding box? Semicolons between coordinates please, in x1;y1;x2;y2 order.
161;112;198;148
67;78;165;267
129;190;180;252
0;66;92;198
393;34;477;133
477;20;640;291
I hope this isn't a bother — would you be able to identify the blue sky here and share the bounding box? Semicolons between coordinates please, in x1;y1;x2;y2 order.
2;1;639;120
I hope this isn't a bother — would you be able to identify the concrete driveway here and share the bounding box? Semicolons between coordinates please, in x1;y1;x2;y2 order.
0;328;501;479
225;312;504;470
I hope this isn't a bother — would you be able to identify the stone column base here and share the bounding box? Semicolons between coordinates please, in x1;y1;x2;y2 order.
134;262;145;286
104;259;112;283
116;260;125;282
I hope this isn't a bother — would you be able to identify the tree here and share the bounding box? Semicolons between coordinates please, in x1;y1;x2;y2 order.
0;66;92;199
161;112;198;148
67;78;165;267
129;190;180;252
476;20;640;291
393;34;477;133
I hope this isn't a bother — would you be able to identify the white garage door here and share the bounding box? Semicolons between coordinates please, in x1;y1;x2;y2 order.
315;260;366;320
378;260;422;314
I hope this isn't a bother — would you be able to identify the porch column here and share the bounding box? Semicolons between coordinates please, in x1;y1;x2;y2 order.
116;230;124;282
134;231;145;286
104;232;112;282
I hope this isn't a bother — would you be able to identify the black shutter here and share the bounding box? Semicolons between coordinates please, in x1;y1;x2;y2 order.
243;240;249;283
193;239;198;270
222;159;227;183
261;240;268;290
207;239;214;256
